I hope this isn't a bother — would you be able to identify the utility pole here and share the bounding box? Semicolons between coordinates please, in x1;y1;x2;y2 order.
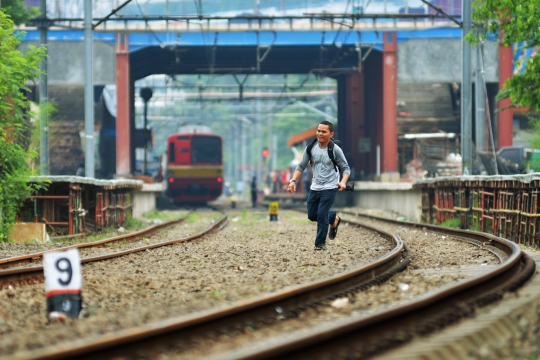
39;0;49;175
84;0;94;178
250;122;255;179
241;119;247;199
267;113;273;171
234;125;240;194
256;90;262;186
140;88;153;174
272;134;278;170
475;40;486;151
461;0;472;174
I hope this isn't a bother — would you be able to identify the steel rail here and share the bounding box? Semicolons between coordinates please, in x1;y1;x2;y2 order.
206;212;534;360
0;212;193;270
0;213;227;291
8;218;407;360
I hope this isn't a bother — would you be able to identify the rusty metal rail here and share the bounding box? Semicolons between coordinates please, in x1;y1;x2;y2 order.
0;212;229;291
210;211;532;360
7;217;408;360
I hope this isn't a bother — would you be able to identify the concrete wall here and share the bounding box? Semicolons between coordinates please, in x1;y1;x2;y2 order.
398;38;499;83
19;40;116;85
132;183;162;219
347;182;422;221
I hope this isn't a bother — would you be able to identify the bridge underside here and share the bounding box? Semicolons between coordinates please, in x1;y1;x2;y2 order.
117;35;399;179
131;44;362;77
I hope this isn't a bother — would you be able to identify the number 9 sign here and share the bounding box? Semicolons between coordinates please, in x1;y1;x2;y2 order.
43;248;82;318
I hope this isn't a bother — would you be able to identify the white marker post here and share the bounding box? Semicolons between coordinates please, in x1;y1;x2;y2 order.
43;248;82;319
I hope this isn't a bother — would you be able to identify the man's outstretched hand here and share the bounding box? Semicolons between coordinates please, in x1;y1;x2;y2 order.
287;182;296;193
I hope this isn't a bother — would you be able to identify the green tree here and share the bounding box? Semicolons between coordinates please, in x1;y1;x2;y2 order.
0;0;39;26
471;0;540;111
0;9;46;241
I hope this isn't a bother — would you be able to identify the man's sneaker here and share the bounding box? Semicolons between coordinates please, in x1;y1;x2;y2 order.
328;217;341;240
314;245;327;251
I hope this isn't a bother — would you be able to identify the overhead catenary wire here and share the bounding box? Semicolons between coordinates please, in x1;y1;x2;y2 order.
134;0;164;46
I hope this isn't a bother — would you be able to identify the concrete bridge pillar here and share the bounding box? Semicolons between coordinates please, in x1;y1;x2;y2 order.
380;32;398;175
116;33;132;176
498;32;513;149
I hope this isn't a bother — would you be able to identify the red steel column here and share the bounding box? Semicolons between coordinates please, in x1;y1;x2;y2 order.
116;33;131;175
382;32;398;172
498;32;513;148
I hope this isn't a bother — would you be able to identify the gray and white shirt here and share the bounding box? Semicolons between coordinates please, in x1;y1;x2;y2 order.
295;143;351;191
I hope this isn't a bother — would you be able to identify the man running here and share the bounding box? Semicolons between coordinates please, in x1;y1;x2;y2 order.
286;121;351;250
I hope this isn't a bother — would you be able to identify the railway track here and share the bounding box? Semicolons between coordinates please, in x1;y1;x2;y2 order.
4;216;408;360
206;212;534;360
0;211;227;291
1;211;533;359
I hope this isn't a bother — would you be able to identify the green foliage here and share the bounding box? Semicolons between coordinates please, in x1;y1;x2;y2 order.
439;217;461;229
0;0;39;26
0;10;46;241
186;212;201;223
123;216;144;230
143;210;187;221
470;0;540;111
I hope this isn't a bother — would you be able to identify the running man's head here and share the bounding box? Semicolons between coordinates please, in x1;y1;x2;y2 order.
316;121;334;146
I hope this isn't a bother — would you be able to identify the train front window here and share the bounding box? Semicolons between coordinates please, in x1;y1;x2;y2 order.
191;136;222;164
169;142;175;163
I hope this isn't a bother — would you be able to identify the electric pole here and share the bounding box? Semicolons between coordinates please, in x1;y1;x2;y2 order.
84;0;94;177
461;0;472;174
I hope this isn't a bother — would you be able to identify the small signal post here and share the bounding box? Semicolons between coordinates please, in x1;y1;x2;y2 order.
269;201;279;221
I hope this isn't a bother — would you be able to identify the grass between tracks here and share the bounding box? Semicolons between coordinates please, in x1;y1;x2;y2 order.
44;210;188;245
439;218;482;232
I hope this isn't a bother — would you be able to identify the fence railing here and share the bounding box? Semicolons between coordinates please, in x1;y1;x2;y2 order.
414;174;540;247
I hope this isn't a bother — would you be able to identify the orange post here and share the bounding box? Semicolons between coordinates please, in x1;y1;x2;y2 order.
498;31;513;148
382;32;398;172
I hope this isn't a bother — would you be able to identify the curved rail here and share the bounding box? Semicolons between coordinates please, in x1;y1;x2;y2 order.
204;213;535;360
0;212;193;270
8;218;408;360
0;213;227;291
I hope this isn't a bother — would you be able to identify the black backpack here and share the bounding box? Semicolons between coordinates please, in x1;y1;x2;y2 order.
306;138;342;173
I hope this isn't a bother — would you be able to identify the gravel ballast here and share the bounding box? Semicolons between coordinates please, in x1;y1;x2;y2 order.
0;209;392;356
0;209;500;358
173;212;501;358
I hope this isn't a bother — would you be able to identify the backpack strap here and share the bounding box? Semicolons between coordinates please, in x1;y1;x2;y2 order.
306;138;318;165
327;140;339;173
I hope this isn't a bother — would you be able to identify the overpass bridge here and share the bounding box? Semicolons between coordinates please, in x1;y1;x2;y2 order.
18;12;513;179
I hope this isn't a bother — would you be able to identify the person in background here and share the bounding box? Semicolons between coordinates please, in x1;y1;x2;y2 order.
250;176;258;208
286;121;350;251
270;170;278;193
280;169;289;192
76;163;85;177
